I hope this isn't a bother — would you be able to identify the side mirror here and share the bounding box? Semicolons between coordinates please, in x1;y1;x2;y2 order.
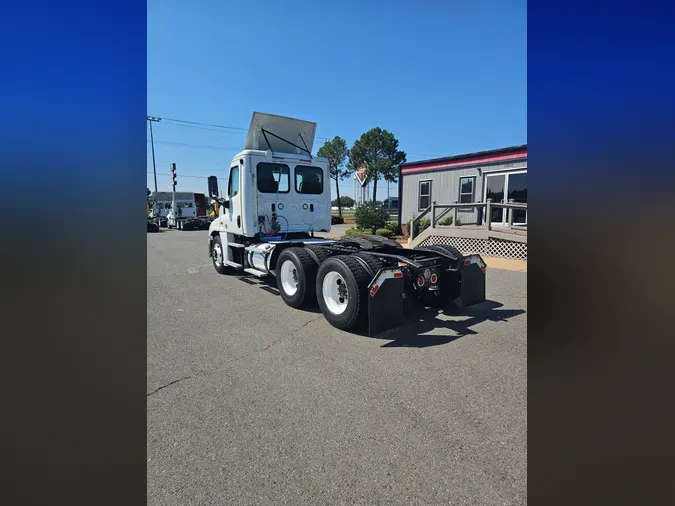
222;200;230;209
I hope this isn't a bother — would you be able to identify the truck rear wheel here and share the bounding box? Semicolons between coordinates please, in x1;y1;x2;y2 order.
276;247;317;308
421;243;462;261
316;255;371;331
211;235;230;275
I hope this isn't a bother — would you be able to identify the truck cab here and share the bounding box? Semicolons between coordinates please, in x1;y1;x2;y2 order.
167;193;198;228
210;112;330;242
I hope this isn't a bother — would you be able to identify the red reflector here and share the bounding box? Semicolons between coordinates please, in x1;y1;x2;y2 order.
370;285;379;297
417;277;425;287
430;273;438;283
393;271;403;278
464;259;471;265
480;266;486;273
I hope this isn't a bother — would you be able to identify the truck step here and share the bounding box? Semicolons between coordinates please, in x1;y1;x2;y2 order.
224;260;243;268
243;267;268;277
228;243;245;248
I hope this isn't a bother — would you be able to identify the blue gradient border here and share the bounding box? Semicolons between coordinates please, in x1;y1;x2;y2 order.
3;1;147;504
528;2;675;505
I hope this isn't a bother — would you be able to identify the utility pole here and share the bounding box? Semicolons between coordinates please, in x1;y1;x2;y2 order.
387;181;391;215
170;163;177;224
147;116;161;193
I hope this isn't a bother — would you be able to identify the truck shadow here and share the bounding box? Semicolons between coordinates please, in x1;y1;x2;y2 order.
371;300;526;348
236;275;324;313
237;275;526;342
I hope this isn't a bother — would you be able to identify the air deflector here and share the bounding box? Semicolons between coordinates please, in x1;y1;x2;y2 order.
244;112;317;155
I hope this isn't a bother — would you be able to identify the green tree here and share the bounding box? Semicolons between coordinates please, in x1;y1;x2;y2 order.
317;136;350;217
348;127;406;203
332;195;355;208
354;201;389;234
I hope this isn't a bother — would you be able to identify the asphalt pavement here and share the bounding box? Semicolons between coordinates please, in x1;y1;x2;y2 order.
147;229;527;505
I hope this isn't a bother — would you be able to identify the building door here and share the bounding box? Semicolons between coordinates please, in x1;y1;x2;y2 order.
483;171;527;226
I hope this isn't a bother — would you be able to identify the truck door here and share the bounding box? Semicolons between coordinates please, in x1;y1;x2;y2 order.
294;164;328;231
224;164;242;234
256;161;292;235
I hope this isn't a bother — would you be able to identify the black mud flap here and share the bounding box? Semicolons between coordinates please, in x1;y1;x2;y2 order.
368;267;404;335
459;254;487;308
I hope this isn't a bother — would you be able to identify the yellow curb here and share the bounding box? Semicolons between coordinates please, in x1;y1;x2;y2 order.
480;256;527;272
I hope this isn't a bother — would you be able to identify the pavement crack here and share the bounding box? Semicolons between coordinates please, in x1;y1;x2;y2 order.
147;376;192;397
298;315;323;331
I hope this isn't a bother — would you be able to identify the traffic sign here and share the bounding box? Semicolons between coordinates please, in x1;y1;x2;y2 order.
355;164;368;187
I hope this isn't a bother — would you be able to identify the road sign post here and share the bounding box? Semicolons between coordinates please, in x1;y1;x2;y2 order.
354;164;368;205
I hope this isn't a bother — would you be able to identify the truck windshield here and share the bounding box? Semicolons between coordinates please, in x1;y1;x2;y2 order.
295;165;323;194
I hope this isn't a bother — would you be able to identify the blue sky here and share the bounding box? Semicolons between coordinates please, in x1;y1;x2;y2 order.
147;0;526;199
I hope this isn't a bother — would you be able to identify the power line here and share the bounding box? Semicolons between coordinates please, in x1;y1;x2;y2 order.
157;117;247;132
150;114;330;140
149;115;439;159
160;121;247;136
147;139;240;151
149;172;225;179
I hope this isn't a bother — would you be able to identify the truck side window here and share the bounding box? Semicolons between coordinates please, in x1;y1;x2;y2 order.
257;163;290;193
295;165;323;194
228;166;239;198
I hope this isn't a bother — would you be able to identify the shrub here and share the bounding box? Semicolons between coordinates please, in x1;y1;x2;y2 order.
405;217;431;237
383;221;397;232
354;201;389;233
344;228;369;235
438;216;453;226
375;228;393;238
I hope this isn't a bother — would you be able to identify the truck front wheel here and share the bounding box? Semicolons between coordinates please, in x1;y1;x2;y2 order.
276;247;317;308
316;255;371;331
211;235;230;275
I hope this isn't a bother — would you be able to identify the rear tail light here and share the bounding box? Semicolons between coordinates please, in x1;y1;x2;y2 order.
430;273;438;284
417;277;425;287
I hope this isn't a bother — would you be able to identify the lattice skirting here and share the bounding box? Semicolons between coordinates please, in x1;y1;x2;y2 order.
418;235;528;261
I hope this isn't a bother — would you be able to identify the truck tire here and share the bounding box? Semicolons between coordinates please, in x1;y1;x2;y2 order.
304;245;331;265
211;235;230;275
354;252;385;277
316;255;371;331
184;221;194;231
276;247;317;308
418;243;462;261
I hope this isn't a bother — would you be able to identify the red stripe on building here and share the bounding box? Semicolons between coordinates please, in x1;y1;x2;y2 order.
401;151;527;174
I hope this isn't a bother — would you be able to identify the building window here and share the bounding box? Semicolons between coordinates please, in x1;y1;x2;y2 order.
458;176;475;209
418;180;432;211
295;165;324;194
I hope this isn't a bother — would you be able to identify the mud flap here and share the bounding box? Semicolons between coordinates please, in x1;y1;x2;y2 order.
368;267;404;335
459;254;487;308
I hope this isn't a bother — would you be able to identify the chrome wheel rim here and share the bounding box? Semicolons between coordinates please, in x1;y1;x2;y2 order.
322;271;348;315
213;242;223;266
279;260;298;296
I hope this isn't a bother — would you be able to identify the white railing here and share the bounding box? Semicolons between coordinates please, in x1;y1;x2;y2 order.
409;199;527;241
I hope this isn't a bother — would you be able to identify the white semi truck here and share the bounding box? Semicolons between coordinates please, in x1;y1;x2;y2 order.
208;112;487;334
